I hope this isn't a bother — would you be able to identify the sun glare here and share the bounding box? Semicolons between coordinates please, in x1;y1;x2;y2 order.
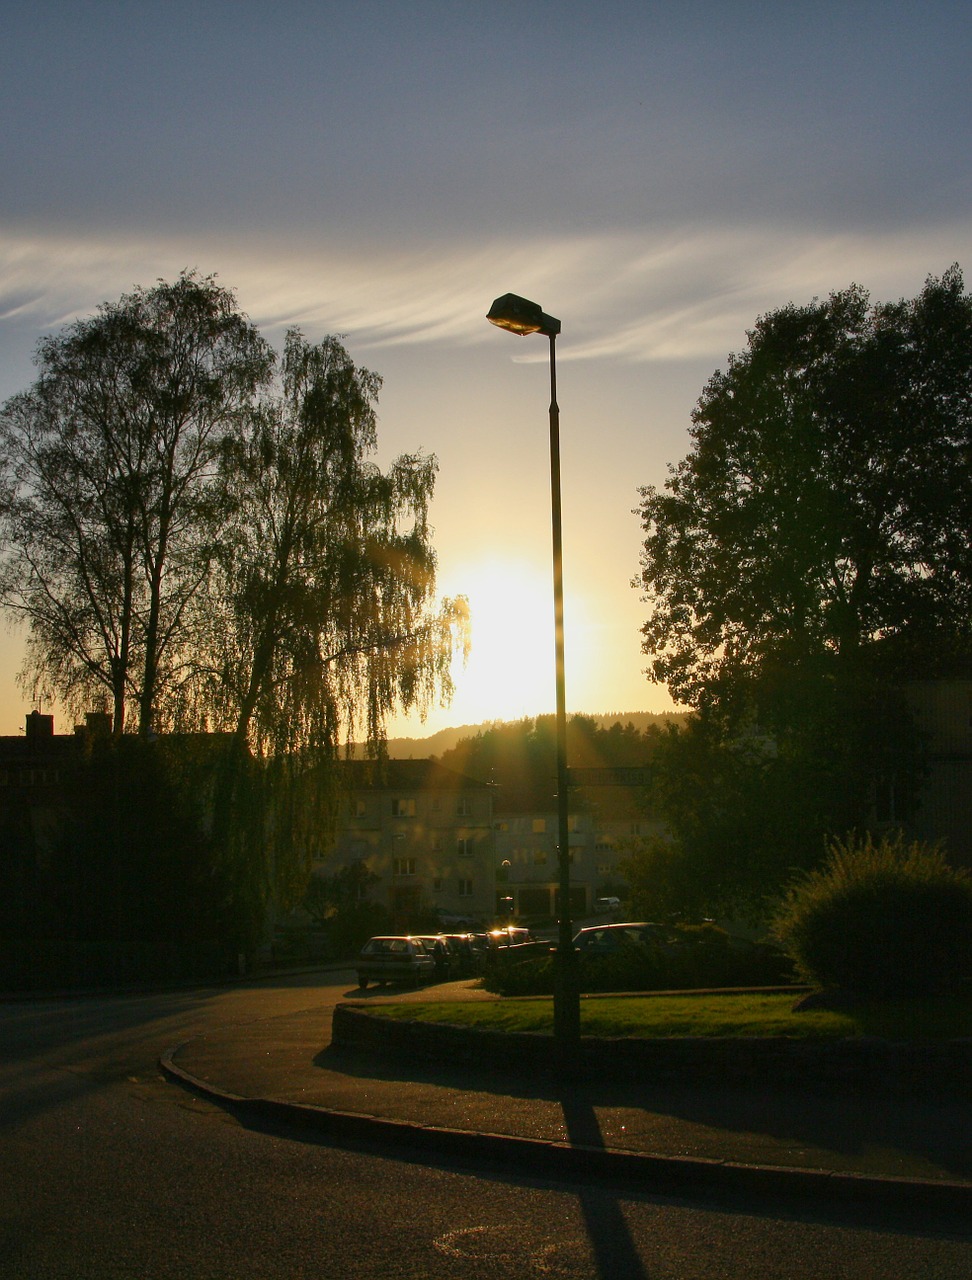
444;557;588;725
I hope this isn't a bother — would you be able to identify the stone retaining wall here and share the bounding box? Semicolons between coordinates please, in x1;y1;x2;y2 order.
331;1002;972;1097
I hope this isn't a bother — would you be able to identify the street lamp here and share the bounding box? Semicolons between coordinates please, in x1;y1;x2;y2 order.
486;293;580;1055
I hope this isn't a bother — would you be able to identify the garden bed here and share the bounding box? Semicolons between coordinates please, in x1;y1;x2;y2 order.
331;996;972;1097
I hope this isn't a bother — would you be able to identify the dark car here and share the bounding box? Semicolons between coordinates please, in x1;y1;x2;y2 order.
571;922;678;956
411;934;460;981
484;926;534;948
439;932;486;977
356;936;436;989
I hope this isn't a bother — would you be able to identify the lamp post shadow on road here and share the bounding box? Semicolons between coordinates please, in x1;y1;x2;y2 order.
486;293;581;1061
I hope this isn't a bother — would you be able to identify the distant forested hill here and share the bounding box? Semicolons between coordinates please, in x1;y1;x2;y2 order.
382;711;686;760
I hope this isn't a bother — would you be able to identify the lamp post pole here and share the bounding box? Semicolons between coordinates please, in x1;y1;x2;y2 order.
486;294;581;1057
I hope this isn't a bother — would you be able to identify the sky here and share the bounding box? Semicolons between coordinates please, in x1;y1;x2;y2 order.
1;1;971;741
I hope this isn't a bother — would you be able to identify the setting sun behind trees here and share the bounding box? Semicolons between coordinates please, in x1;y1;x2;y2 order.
439;556;592;726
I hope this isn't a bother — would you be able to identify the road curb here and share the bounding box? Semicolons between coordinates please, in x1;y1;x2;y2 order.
159;1045;972;1220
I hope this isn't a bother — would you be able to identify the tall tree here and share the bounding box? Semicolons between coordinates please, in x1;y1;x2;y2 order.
0;272;272;734
0;281;467;951
196;328;468;760
636;266;972;712
632;268;972;912
184;328;469;926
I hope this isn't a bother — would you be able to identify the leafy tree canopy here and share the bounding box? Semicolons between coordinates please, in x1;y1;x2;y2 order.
438;714;662;809
194;327;467;759
303;860;381;926
636;265;972;713
0;271;272;735
630;268;972;916
0;275;470;940
0;274;466;757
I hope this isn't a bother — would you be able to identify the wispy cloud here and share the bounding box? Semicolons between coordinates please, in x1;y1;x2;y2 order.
3;221;970;369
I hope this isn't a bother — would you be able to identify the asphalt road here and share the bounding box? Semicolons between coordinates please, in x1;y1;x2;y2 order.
2;973;970;1279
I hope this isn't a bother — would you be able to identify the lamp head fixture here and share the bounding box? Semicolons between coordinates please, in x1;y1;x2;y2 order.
487;293;561;337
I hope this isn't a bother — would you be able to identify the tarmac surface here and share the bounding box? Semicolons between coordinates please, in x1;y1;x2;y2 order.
161;974;972;1217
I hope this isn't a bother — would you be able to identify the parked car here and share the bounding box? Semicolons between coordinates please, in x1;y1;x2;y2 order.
439;933;486;977
411;934;459;981
571;922;679;956
356;936;436;989
484;926;534;948
436;910;481;930
594;896;621;914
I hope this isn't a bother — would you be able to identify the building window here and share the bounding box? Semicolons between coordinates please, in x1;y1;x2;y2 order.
392;857;416;877
432;877;443;892
458;879;473;897
353;798;367;818
431;835;443;852
392;797;416;818
533;849;547;866
568;816;580;833
532;818;546;834
457;796;471;816
457;837;473;857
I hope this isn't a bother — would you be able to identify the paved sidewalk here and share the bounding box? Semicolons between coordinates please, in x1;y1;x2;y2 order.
162;978;972;1215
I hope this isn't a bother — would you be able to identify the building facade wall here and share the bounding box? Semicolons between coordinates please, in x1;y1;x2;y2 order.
320;764;663;926
317;763;495;925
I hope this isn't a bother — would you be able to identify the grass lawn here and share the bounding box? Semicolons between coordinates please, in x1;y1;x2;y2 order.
364;990;972;1041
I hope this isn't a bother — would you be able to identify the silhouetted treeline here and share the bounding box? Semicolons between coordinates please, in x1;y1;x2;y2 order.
437;714;668;810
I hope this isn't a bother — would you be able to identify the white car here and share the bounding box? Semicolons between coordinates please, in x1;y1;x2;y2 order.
356;936;436;989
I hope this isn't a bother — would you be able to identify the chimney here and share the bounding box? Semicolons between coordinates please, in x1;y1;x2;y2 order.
85;712;113;738
25;711;54;741
75;712;113;740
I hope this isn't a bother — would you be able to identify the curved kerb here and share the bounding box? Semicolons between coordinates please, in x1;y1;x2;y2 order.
159;1041;972;1221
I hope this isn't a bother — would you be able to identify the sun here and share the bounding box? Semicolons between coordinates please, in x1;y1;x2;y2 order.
443;556;588;725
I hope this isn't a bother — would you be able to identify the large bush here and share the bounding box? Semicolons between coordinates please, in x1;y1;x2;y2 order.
771;833;972;997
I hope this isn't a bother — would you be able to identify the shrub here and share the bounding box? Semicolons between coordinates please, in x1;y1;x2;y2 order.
664;924;795;988
581;942;667;993
482;952;555;996
481;944;665;996
771;833;972;997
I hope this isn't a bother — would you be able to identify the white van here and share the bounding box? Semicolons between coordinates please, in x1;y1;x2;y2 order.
594;896;621;913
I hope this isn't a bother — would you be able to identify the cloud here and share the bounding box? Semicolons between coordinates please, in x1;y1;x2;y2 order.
2;221;971;372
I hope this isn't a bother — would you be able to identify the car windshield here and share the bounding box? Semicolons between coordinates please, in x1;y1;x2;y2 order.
575;925;661;947
363;938;410;954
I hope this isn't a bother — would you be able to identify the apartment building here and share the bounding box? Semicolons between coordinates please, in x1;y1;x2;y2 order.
317;759;496;925
491;767;662;921
317;759;661;925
